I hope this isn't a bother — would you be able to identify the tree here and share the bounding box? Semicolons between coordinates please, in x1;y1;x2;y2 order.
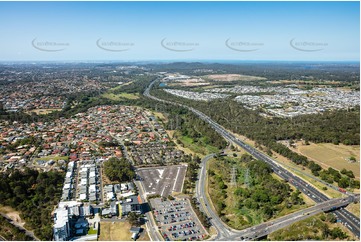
0;168;63;240
103;157;135;182
127;212;141;226
341;168;355;178
263;205;274;220
290;190;304;205
326;213;337;223
330;227;348;239
338;177;350;188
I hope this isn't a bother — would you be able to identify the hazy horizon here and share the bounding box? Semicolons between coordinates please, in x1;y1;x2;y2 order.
0;59;360;65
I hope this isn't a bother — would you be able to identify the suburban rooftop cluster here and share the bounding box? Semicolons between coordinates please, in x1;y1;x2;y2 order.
0;77;105;112
0;105;180;172
164;89;230;101
163;86;359;117
129;142;186;165
233;87;360;117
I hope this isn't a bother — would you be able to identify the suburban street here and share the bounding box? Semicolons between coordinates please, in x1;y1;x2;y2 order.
144;79;361;239
134;180;164;241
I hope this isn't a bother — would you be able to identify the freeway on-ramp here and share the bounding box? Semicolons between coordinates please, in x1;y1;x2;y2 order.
144;79;360;239
196;154;234;240
196;154;358;241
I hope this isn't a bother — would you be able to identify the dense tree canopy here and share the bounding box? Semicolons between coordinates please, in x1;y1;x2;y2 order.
0;168;63;240
103;157;135;182
208;155;304;229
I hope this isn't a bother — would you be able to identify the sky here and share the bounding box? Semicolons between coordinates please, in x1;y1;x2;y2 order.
0;1;359;62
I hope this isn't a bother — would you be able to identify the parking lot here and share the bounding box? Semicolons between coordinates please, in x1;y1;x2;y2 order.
136;165;187;197
150;198;208;241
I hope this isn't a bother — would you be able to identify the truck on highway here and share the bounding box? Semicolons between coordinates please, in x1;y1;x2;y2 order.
338;188;347;193
329;206;337;211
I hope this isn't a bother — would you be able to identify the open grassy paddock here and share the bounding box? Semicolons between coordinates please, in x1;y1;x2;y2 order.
98;221;132;241
98;221;149;241
291;142;360;178
177;134;218;155
102;92;139;101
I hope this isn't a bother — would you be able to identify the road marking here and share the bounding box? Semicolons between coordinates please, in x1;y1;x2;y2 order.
172;167;181;191
157;168;164;178
145;220;153;241
160;186;167;197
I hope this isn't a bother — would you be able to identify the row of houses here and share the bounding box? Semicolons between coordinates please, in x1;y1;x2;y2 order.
77;161;100;202
62;161;76;201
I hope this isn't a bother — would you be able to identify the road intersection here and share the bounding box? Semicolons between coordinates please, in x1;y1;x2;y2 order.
144;80;360;239
195;154;359;241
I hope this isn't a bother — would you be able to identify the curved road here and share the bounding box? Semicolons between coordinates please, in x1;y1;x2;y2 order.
196;154;233;240
196;155;358;241
144;79;360;239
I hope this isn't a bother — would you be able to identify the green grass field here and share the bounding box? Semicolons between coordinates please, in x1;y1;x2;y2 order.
178;135;218;155
102;92;139;101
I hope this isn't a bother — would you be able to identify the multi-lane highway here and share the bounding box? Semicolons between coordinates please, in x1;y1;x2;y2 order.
196;154;359;241
227;196;357;241
144;80;360;239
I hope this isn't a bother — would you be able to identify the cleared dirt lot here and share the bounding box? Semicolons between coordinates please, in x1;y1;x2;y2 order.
204;74;266;82
137;165;187;197
167;78;210;87
0;206;25;227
